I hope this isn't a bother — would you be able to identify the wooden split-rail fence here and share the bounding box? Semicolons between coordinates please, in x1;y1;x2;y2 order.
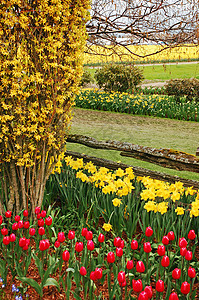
66;134;199;189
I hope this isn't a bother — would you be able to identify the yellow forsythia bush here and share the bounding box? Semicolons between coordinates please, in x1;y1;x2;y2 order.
0;0;90;214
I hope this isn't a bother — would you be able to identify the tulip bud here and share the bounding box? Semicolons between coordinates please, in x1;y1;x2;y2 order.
35;206;41;215
0;215;3;225
185;250;192;261
85;230;93;241
80;266;87;276
187;229;196;240
38;227;45;236
3;236;10;245
143;242;152;253
157;245;165;256
162;235;169;245
179;237;187;248
116;247;123;257
188;267;196;278
169;292;179;300
145;226;153;237
45;216;52;226
95;268;102;280
126;260;134;270
119;280;126;287
62;250;70;261
38;218;44;227
57;232;65;243
87;240;94;251
10;233;16;242
54;240;60;248
172;268;181;280
107;251;115;263
12;223;18;231
18;220;23;229
120;240;125;249
41;210;46;218
1;228;8;236
132;279;143;292
19;237;26;248
131;239;138;250
15;215;20;222
90;271;96;281
5;210;12;218
136;261;145;273
156;280;164;292
39;240;46;251
114;237;121;247
138;291;149;300
161;255;170;267
168;231;175;241
68;230;75;240
144;286;153;299
181;281;190;295
81;227;88;237
23;210;28;217
23;221;30;229
75;242;83;252
117;271;126;283
180;247;187;256
29;228;35;236
98;233;105;243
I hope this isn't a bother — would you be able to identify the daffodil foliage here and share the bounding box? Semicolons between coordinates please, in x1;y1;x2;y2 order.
0;0;90;213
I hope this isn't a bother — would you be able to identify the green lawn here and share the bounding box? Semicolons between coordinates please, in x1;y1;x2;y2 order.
86;63;199;81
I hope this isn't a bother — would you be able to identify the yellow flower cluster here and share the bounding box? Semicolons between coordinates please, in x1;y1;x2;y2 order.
140;176;199;217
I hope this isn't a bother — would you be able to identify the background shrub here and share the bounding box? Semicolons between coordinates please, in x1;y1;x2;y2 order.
94;64;144;92
165;78;199;102
80;69;94;87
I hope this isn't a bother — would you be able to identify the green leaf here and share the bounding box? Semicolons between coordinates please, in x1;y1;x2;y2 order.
42;262;57;287
66;267;75;273
43;278;60;291
18;277;42;297
32;252;43;279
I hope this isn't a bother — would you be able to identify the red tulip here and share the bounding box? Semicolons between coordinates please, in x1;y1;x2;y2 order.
90;271;96;281
5;210;12;218
37;213;41;220
15;215;20;222
114;237;122;247
41;210;46;218
38;218;44;227
188;267;196;278
29;228;36;236
38;227;45;236
18;220;23;229
168;231;175;241
0;215;3;225
136;261;145;273
9;233;16;242
145;226;153;237
1;228;8;236
23;221;30;229
161;255;170;267
57;232;65;243
85;230;93;240
39;240;46;251
95;268;102;280
181;281;190;295
116;247;123;257
180;247;187;256
35;206;41;215
187;230;196;240
98;233;105;243
162;235;169;245
169;292;179;300
75;242;83;252
126;260;134;270
44;239;50;250
80;266;87;276
185;250;192;261
3;236;10;245
12;223;18;231
87;240;94;251
68;230;75;240
107;251;115;263
45;216;52;226
131;239;138;250
138;291;149;300
54;240;60;248
19;237;26;247
144;286;153;299
62;250;70;261
132;279;143;292
156;280;164;292
143;242;152;253
172;268;181;280
120;240;125;249
23;210;28;217
157;245;165;256
179;237;187;248
81;227;88;237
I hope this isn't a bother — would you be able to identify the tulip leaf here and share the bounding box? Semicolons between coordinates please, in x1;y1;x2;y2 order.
66;267;75;273
18;277;42;297
42;262;57;287
43;278;60;291
32;252;43;279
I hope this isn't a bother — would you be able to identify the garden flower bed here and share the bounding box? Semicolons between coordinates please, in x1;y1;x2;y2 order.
75;90;199;122
0;157;198;299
